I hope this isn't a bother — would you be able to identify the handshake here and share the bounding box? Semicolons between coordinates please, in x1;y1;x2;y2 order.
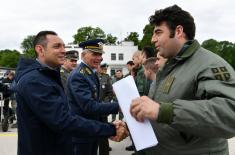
110;120;129;142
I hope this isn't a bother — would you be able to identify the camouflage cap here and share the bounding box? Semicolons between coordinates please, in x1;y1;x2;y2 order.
100;63;108;68
65;50;79;59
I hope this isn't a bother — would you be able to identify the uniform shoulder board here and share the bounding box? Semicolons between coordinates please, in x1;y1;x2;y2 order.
60;69;64;73
211;66;231;81
79;66;92;75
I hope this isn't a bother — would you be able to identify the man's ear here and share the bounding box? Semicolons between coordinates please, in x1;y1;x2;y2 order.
175;25;184;39
35;45;44;57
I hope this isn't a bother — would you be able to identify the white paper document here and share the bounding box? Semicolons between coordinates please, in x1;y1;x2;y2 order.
112;76;158;151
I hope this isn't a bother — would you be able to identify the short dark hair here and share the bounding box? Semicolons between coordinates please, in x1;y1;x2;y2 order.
142;46;156;58
126;60;134;66
143;57;158;73
33;31;57;57
149;5;195;40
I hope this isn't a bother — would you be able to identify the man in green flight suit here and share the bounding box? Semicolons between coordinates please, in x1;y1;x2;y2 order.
130;5;235;155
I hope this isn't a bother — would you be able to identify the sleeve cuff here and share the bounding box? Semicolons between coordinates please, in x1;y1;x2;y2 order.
157;102;174;124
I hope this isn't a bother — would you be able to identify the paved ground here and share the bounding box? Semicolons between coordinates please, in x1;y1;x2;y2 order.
0;124;235;155
0;124;134;155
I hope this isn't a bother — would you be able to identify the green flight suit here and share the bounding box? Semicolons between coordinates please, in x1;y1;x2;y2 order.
146;40;235;155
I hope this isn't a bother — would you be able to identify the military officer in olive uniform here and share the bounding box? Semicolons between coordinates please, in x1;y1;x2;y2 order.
67;39;120;155
60;50;78;92
97;63;113;155
130;5;235;155
98;63;113;103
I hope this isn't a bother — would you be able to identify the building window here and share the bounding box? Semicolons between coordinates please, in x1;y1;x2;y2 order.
111;53;116;60
119;53;124;60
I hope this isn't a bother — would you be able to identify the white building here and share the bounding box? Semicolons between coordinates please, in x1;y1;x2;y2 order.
65;41;138;76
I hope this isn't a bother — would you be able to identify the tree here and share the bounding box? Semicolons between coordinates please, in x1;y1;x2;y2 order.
0;49;21;68
105;34;117;45
73;26;106;44
124;32;139;46
21;35;36;58
202;39;235;69
138;24;154;50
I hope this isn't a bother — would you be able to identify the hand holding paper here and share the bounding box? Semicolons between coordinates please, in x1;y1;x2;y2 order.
130;96;160;122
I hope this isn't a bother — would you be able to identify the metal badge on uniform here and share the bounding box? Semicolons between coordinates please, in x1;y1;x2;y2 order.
93;85;97;98
211;67;231;81
102;84;105;89
161;75;175;94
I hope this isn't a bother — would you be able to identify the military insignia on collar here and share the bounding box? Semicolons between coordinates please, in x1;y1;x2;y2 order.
79;69;84;74
211;67;231;81
60;69;64;73
161;75;175;94
79;67;92;75
85;67;92;75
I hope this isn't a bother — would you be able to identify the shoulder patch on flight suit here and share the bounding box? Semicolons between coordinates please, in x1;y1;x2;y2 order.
161;75;175;94
211;67;231;81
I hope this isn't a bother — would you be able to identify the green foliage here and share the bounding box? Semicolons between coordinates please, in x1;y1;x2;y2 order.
202;39;235;69
0;49;21;68
73;26;106;44
138;24;154;50
105;34;117;45
21;35;36;58
21;48;36;59
124;32;139;46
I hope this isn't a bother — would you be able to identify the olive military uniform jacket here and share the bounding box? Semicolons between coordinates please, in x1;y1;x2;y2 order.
147;40;235;155
135;65;152;96
98;73;113;102
60;66;70;92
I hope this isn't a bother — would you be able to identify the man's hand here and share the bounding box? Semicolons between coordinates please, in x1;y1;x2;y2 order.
130;96;160;122
110;120;129;142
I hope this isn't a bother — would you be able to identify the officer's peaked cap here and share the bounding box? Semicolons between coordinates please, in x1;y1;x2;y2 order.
79;39;105;54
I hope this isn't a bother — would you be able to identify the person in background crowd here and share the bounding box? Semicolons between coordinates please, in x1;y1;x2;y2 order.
124;61;135;77
97;63;113;155
143;57;158;81
141;46;156;63
2;71;15;123
111;69;124;122
60;50;78;93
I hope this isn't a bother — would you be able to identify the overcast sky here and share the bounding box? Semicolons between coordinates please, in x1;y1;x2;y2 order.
1;0;235;51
